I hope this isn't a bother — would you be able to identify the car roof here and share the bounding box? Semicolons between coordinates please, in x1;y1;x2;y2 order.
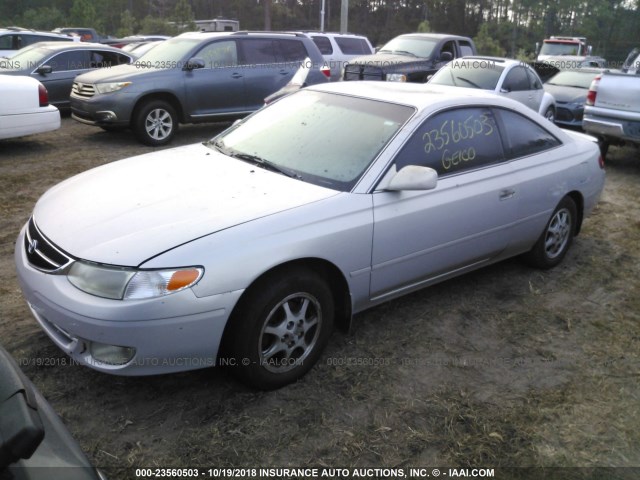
454;56;520;66
395;33;472;41
307;81;533;112
300;31;369;39
21;41;122;51
176;31;312;40
0;27;69;36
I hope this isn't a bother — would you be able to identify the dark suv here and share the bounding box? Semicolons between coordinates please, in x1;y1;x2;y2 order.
343;33;476;83
70;31;329;145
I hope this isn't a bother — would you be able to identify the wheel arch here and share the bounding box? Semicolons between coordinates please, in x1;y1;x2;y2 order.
131;92;185;124
219;257;352;356
566;190;584;236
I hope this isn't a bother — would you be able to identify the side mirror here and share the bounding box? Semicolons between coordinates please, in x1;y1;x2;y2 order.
183;58;205;71
439;51;453;63
35;65;52;75
386;165;438;191
500;87;511;93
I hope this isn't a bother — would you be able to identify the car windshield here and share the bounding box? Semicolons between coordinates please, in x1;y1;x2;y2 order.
429;60;505;90
539;42;579;56
547;70;599;89
0;46;49;70
379;37;438;58
134;37;202;67
208;90;414;191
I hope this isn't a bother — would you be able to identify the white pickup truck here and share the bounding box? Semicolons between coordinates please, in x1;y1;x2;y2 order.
583;48;640;158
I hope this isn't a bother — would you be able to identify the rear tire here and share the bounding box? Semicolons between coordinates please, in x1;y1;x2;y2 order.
598;138;610;160
524;196;577;269
133;100;177;146
224;267;334;390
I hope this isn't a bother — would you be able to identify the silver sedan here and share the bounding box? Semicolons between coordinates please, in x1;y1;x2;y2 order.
15;82;605;389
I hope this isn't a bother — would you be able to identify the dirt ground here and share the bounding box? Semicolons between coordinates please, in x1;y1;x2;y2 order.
1;118;639;479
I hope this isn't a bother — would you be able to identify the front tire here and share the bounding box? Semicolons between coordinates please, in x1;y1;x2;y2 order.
133;100;177;146
544;106;555;123
524;196;577;269
225;267;334;390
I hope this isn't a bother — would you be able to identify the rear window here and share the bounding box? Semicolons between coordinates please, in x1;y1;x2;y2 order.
276;39;308;62
547;70;600;89
241;39;278;64
335;37;370;55
311;36;333;55
459;42;475;56
429;60;505;90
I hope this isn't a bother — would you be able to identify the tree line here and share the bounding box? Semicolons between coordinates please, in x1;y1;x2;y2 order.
2;0;639;61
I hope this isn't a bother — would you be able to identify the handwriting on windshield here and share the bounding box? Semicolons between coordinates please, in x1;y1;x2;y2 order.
422;113;495;170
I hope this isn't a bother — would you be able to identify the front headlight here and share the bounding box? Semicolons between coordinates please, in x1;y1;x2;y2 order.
94;82;132;94
386;73;407;82
67;261;203;300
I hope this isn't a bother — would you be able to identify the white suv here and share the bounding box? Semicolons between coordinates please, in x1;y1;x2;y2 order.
307;32;374;81
0;27;76;58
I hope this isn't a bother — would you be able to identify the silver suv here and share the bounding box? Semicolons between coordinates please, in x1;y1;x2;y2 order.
70;31;330;146
0;27;76;57
307;32;374;81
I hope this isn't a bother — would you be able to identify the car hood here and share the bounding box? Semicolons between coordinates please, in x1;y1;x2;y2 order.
73;63;158;83
33;143;338;266
348;52;430;67
543;84;586;104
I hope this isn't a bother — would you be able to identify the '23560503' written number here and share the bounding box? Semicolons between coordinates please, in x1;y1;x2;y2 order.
422;114;495;171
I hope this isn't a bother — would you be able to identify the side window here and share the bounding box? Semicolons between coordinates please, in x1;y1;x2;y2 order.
195;40;237;68
276;39;307;62
311;36;333;55
335;37;369;55
394;108;504;176
440;41;456;59
0;35;12;49
46;50;90;71
13;35;24;50
503;66;529;91
496;109;561;158
22;35;48;46
90;51;131;67
525;67;542;90
459;41;475;57
240;39;278;65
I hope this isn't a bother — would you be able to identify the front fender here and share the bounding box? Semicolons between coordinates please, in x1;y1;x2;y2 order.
538;92;556;115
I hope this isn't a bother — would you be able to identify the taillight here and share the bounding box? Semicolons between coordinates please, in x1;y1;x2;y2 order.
585;74;601;106
321;65;331;79
38;83;49;107
598;155;605;169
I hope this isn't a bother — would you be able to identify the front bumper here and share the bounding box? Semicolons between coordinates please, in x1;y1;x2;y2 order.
15;224;244;376
69;92;134;128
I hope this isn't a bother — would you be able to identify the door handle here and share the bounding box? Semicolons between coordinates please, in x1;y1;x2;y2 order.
499;189;516;200
231;72;243;79
279;69;289;75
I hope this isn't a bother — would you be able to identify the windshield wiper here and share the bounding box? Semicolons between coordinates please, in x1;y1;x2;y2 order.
456;76;483;89
392;50;417;57
207;140;301;179
236;153;301;179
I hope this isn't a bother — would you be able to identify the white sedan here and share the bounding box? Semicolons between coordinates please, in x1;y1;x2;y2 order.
15;82;603;390
429;56;557;122
0;75;60;140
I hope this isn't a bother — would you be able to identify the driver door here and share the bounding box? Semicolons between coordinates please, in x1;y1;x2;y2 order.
183;40;248;118
370;107;519;300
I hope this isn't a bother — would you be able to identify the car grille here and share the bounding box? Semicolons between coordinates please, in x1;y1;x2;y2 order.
72;82;96;98
24;217;72;273
556;107;575;122
343;64;384;81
